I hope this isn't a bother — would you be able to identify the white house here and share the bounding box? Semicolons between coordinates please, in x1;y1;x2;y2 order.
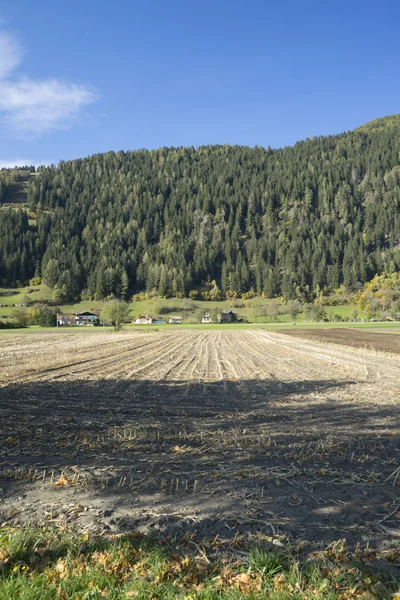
75;311;99;325
57;314;75;326
57;311;99;326
202;313;212;323
169;315;183;324
133;315;153;325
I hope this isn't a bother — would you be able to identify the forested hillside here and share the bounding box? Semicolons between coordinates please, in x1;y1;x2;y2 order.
0;167;36;205
1;116;400;300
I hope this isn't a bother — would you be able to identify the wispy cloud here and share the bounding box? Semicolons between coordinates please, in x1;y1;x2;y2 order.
0;31;23;78
0;79;96;134
0;28;97;136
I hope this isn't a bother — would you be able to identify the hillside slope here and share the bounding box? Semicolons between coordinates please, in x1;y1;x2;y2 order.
1;117;400;299
0;168;35;206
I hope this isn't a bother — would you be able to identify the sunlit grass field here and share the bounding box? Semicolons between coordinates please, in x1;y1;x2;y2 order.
0;284;370;325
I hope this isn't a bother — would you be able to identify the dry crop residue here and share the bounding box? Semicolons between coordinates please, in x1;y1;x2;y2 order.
0;330;399;555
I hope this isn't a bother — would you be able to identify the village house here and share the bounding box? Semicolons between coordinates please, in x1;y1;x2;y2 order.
380;311;394;321
133;315;153;325
57;310;99;326
75;311;99;325
202;313;212;323
57;314;75;326
381;311;400;321
219;309;238;323
169;315;183;324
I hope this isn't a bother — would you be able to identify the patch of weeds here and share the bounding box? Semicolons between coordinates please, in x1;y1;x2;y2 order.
248;547;282;578
0;527;399;599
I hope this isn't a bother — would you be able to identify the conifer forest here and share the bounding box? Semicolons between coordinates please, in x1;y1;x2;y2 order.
1;115;400;301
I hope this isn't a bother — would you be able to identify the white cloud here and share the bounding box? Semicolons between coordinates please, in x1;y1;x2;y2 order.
0;78;96;133
0;31;23;78
0;28;97;136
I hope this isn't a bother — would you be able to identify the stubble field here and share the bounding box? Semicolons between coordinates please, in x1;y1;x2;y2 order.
0;329;399;559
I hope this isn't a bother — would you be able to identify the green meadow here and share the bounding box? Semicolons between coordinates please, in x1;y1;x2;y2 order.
0;284;371;326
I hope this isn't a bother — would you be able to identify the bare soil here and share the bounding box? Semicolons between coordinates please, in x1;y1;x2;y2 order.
0;330;399;557
280;327;400;355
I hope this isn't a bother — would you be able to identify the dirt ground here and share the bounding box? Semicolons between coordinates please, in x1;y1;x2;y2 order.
280;327;400;355
0;330;399;558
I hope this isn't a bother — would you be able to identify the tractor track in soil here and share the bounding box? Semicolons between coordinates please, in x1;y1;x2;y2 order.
0;329;399;555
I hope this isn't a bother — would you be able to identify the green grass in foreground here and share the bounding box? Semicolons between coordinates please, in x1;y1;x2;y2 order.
0;527;398;599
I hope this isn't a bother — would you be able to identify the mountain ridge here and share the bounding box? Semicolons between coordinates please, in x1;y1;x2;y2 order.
355;114;400;133
0;115;400;301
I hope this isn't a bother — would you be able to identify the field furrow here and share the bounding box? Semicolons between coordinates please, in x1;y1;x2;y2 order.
1;328;399;555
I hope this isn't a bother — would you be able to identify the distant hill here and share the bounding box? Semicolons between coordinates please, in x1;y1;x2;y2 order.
1;117;400;300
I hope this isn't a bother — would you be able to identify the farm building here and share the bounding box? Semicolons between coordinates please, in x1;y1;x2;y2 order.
133;315;166;325
381;311;394;321
57;311;99;326
75;311;99;325
219;309;238;323
57;314;75;326
202;313;212;323
133;315;153;325
381;311;400;321
169;315;183;324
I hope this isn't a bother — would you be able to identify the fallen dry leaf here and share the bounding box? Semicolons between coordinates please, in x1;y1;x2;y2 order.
236;572;251;584
0;548;10;569
55;560;67;573
53;475;70;487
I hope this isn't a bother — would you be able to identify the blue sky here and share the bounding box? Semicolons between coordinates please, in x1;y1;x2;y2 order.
0;0;399;167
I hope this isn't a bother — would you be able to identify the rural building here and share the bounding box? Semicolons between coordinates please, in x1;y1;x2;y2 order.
75;311;99;325
169;315;183;324
380;311;394;321
202;313;212;323
219;309;238;323
57;314;75;326
133;315;153;324
56;311;99;326
381;311;400;321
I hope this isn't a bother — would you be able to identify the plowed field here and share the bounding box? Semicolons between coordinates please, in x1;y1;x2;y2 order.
1;330;399;554
280;327;400;355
